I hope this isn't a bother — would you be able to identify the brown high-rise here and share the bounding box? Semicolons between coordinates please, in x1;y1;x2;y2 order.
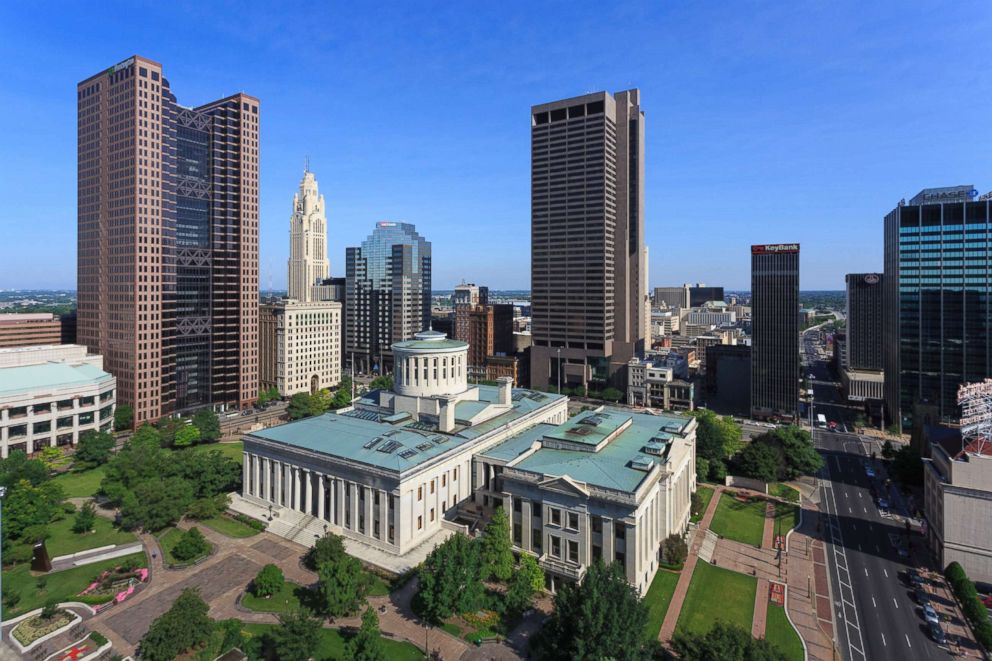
77;55;259;426
530;90;646;390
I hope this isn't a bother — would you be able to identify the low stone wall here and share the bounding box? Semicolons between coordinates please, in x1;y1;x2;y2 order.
724;475;768;493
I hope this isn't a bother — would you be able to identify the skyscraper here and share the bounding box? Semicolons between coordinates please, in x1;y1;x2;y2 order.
750;244;800;421
845;273;883;371
529;90;646;390
77;55;259;426
884;186;990;430
346;222;431;373
288;169;328;302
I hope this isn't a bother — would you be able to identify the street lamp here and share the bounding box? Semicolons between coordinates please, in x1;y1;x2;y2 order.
556;348;561;395
0;485;6;640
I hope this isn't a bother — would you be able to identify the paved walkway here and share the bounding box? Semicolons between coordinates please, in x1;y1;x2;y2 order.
752;577;769;639
784;501;836;661
659;485;723;641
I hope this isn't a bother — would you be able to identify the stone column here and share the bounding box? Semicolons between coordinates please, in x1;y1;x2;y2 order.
625;521;637;585
272;461;281;506
242;452;250;497
252;454;261;498
304;470;313;516
349;482;359;533
521;498;532;551
602;516;614;562
335;479;345;527
378;489;388;541
294;467;303;511
317;474;326;520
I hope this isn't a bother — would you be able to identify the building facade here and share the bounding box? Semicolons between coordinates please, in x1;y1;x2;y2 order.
884;188;991;430
845;273;883;370
0;345;116;458
77;55;259;426
345;222;431;373
530;90;646;391
750;244;800;421
0;313;66;348
260;301;342;396
288;169;329;302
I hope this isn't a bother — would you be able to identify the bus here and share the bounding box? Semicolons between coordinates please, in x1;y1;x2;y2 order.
816;414;827;429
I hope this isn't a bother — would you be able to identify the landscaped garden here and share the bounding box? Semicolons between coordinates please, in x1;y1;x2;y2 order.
644;568;681;637
52;464;106;499
675;561;756;637
764;602;804;661
42;511;137;557
198;513;263;538
11;605;77;647
773;502;800;538
769;482;801;503
239;622;426;660
690;485;716;523
158;527;213;567
241;580;311;614
709;494;768;547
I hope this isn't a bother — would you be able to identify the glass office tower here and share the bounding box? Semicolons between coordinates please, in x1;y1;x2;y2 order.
750;243;800;421
884;187;991;430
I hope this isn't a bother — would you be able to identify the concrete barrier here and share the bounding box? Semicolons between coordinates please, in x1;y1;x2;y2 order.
725;475;769;493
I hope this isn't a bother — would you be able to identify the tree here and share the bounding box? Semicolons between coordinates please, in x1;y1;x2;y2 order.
317;554;369;617
533;560;652;661
174;424;201;448
480;507;514;581
369;375;393;391
257;386;281;406
306;532;346;569
72;501;97;534
170;527;211;562
881;440;895;460
271;609;321;661
601;387;623;403
253;563;285;598
673;621;787;661
156;416;183;448
130;422;162;447
691;491;706;520
75;430;116;466
0;450;48;489
174;449;241;499
661;533;688;567
505;561;538;615
114;404;133;431
139;588;213;661
119;476;194;531
187;493;230;520
690;410;743;464
331;376;354;409
418;533;485;622
346;607;387;661
734;441;781;483
695;457;711;484
519;553;545;592
288;392;322;420
3;478;64;540
192;409;221;442
39;446;64;470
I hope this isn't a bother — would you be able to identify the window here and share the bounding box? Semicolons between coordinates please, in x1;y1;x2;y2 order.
592;544;602;560
532;501;541;517
591;516;602;533
550;536;561;558
513;524;522;544
418;486;423;500
568;540;579;563
615;550;625;564
430;508;435;522
514;499;522;513
567;512;579;531
418;516;423;530
442;474;446;487
615;522;626;540
532;529;542;553
550;508;561;526
453;467;458;481
430;480;435;494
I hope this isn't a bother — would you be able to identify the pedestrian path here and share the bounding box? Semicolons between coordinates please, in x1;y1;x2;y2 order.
752;577;769;638
784;501;835;661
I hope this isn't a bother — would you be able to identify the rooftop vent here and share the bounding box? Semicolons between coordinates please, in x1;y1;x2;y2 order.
630;457;655;472
363;437;383;450
377;440;402;454
416;443;434;452
398;449;418;460
579;415;603;426
643;442;667;456
432;435;448;444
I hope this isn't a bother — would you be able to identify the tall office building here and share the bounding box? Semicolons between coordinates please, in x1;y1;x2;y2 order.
345;222;431;373
287;169;329;302
884;186;991;430
845;273;883;371
530;90;646;390
750;244;800;421
77;55;259;426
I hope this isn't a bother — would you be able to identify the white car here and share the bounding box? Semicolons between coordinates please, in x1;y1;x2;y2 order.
922;603;939;625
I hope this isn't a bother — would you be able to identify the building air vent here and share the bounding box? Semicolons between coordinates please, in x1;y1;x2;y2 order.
398;449;418;460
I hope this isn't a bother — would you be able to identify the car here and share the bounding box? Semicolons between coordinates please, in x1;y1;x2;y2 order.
922;603;939;625
929;621;947;645
914;587;931;605
982;594;992;609
866;467;876;478
878;497;889;510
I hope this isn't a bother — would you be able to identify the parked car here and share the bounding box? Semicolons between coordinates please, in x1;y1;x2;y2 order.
906;569;924;588
914;588;931;605
878;497;889;510
922;603;939;625
929;621;947;645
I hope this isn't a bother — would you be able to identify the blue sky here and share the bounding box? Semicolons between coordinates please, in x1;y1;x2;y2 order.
1;1;989;291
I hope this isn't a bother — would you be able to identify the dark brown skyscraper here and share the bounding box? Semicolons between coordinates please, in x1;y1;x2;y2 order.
77;55;259;426
750;243;800;421
845;273;883;371
529;90;646;390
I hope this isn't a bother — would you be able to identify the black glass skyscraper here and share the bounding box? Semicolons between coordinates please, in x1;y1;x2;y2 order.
750;244;800;421
883;186;990;430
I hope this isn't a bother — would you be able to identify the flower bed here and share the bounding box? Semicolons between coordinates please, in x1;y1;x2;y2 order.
77;565;149;607
12;610;76;647
44;631;110;661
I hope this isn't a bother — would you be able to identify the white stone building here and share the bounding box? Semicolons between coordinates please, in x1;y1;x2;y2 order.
288;168;329;303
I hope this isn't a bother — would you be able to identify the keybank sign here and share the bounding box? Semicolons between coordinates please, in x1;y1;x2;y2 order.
751;243;799;254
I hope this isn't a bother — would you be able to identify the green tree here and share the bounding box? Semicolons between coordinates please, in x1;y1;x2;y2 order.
505;561;538;615
253;563;285;598
39;446;65;470
113;403;133;431
673;621;787;660
690;409;744;463
174;424;202;448
288;392;318;420
192;408;221;442
130;422;162;447
519;553;545;592
317;554;369;617
119;476;194;531
331;376;354;409
480;507;514;581
271;609;321;661
418;533;485;622
881;440;895;459
139;588;213;661
72;501;97;534
174;448;241;498
369;375;394;391
170;527;211;562
3;478;64;540
734;441;781;482
661;533;688;566
601;387;623;403
0;450;48;488
306;532;347;569
75;430;116;466
156;416;183;448
346;607;387;661
695;457;711;484
533;560;652;661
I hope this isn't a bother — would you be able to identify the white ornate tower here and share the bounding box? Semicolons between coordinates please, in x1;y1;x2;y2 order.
287;167;328;302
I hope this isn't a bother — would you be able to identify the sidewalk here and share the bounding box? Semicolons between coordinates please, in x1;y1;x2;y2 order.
659;485;724;641
784;501;835;661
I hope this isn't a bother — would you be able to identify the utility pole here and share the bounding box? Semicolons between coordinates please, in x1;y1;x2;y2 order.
556;348;561;394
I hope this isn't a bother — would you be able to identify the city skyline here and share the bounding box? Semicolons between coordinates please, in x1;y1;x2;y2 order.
2;2;990;291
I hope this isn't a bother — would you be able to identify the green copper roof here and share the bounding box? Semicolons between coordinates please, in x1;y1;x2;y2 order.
392;338;467;350
0;362;112;397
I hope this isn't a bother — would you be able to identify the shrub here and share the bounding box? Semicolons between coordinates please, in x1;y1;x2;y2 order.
170;527;210;563
40;599;60;620
253;564;285;598
945;561;992;651
90;631;109;645
73;502;97;534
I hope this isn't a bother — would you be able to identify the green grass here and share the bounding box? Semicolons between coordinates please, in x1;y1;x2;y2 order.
188;440;243;462
644;568;681;637
709;495;767;547
241;623;425;660
1;552;147;618
241;581;306;614
764;603;804;661
440;622;462;637
52;465;106;498
770;482;801;503
367;573;391;597
158;527;212;566
773;503;800;539
691;485;716;523
676;561;757;637
198;515;261;538
43;513;137;558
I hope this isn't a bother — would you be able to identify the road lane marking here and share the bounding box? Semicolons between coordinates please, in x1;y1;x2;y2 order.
858;491;862;498
893;598;899;609
883;569;888;578
849;507;853;513
872;596;876;608
882;633;886;646
905;634;911;648
863;507;867;513
864;568;868;577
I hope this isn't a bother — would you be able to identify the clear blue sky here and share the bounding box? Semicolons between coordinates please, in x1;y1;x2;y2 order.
1;1;989;291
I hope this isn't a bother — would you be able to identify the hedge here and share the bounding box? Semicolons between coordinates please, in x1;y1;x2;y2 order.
945;562;992;650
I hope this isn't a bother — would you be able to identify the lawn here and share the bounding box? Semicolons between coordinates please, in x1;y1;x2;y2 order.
644;568;681;637
691;485;716;523
199;515;261;538
675;561;756;637
188;440;243;462
367;573;391;597
241;581;309;614
43;513;137;558
1;551;147;618
769;482;801;503
158;527;212;567
52;465;106;499
241;623;425;660
764;603;804;661
709;495;767;547
773;503;800;539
